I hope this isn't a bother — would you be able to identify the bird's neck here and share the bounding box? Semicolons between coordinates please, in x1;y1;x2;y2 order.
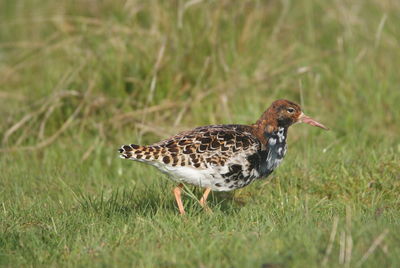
251;118;288;146
264;126;288;144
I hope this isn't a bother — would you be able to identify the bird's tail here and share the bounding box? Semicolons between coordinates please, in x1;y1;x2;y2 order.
118;144;158;162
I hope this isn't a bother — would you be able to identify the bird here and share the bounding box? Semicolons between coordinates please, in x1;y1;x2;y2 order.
119;99;328;214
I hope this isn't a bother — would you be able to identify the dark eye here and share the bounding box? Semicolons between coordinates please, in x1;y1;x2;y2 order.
287;107;295;113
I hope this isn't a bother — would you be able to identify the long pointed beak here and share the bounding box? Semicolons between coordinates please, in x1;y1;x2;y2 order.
298;113;329;130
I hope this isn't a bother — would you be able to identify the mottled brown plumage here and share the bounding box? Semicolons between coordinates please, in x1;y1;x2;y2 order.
121;125;257;168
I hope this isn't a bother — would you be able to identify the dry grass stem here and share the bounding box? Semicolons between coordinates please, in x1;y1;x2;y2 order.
0;87;90;152
339;231;346;264
356;229;389;267
322;216;339;266
111;101;180;122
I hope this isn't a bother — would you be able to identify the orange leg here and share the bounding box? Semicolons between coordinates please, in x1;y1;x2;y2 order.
173;183;185;215
199;188;212;210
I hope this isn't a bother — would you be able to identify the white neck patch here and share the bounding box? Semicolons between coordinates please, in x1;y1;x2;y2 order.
277;127;285;143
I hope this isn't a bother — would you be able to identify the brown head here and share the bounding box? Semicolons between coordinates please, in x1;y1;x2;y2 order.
254;99;328;140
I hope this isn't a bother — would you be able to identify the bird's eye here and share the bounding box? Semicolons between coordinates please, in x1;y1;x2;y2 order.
287;107;295;113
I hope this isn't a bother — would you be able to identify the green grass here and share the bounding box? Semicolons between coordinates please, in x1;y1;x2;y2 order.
1;0;400;267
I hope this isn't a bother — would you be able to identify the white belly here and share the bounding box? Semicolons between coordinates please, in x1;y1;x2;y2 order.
151;161;232;191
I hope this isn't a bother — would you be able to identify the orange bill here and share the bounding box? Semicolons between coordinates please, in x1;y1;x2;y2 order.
299;113;329;130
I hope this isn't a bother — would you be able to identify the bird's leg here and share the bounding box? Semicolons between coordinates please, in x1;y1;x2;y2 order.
199;187;212;212
173;183;185;215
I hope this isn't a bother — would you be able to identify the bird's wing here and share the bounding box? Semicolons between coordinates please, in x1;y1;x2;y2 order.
119;125;262;169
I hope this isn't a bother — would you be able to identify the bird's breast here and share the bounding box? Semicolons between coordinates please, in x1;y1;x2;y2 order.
250;127;288;178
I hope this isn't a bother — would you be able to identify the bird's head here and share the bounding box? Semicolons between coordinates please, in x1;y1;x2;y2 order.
259;99;329;130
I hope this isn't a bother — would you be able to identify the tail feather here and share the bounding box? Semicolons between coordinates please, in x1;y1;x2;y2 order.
118;144;157;161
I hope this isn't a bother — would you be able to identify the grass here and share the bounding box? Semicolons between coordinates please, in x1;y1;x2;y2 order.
1;0;400;267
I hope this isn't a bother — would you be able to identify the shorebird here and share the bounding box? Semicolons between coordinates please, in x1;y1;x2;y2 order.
119;99;328;214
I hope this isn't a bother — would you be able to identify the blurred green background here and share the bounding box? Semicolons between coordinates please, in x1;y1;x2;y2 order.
1;0;399;267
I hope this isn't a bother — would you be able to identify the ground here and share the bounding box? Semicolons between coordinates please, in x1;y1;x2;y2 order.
0;0;399;267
